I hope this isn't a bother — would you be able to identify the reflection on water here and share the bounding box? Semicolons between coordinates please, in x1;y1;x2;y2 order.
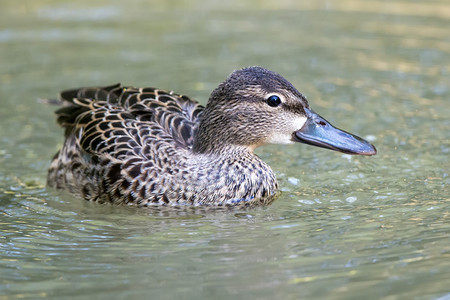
1;0;449;299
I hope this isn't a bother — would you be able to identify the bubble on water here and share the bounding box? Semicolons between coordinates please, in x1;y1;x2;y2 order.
365;135;377;142
330;199;342;203
298;199;315;205
271;224;299;229
288;177;300;186
433;84;447;95
342;154;352;160
346;196;357;203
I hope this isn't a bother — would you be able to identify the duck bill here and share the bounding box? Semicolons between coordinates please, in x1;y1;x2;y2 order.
293;109;377;156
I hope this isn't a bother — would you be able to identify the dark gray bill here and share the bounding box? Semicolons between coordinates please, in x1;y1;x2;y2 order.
293;109;377;156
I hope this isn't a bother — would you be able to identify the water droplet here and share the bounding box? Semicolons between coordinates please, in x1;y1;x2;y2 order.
288;177;300;185
346;196;357;203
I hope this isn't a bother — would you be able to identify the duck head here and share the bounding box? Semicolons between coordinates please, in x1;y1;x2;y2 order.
193;66;376;156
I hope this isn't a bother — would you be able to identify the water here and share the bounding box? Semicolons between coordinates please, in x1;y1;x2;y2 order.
1;0;449;299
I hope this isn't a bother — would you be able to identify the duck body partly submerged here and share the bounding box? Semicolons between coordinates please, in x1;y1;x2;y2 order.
47;67;376;207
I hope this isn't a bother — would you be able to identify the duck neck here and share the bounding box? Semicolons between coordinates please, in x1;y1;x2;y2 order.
192;104;262;154
190;107;278;204
192;119;234;154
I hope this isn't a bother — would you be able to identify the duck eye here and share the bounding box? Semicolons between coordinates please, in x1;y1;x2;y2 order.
266;95;282;107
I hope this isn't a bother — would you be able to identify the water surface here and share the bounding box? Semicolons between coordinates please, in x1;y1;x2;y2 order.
1;0;449;299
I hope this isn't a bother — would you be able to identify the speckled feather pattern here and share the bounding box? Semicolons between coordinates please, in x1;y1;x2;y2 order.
47;79;280;207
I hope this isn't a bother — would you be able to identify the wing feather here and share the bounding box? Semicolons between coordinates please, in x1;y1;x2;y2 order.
55;84;204;160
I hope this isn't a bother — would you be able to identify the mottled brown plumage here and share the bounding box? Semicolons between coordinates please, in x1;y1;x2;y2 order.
47;66;376;207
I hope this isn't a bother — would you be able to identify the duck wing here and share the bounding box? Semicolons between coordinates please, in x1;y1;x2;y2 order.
55;83;204;159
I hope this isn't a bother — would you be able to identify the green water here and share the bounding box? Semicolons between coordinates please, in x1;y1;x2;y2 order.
1;0;449;299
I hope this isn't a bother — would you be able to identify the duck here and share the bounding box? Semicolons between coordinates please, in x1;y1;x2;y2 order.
47;66;376;207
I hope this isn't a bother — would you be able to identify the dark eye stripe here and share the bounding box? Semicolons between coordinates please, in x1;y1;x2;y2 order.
267;95;281;107
283;103;306;114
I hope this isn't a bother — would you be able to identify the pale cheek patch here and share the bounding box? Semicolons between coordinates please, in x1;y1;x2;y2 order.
266;116;307;145
292;116;307;131
266;133;295;145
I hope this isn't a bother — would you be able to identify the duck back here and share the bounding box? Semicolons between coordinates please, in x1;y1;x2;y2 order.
47;84;215;205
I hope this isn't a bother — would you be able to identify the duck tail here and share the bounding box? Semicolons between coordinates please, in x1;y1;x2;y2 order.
51;83;122;136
